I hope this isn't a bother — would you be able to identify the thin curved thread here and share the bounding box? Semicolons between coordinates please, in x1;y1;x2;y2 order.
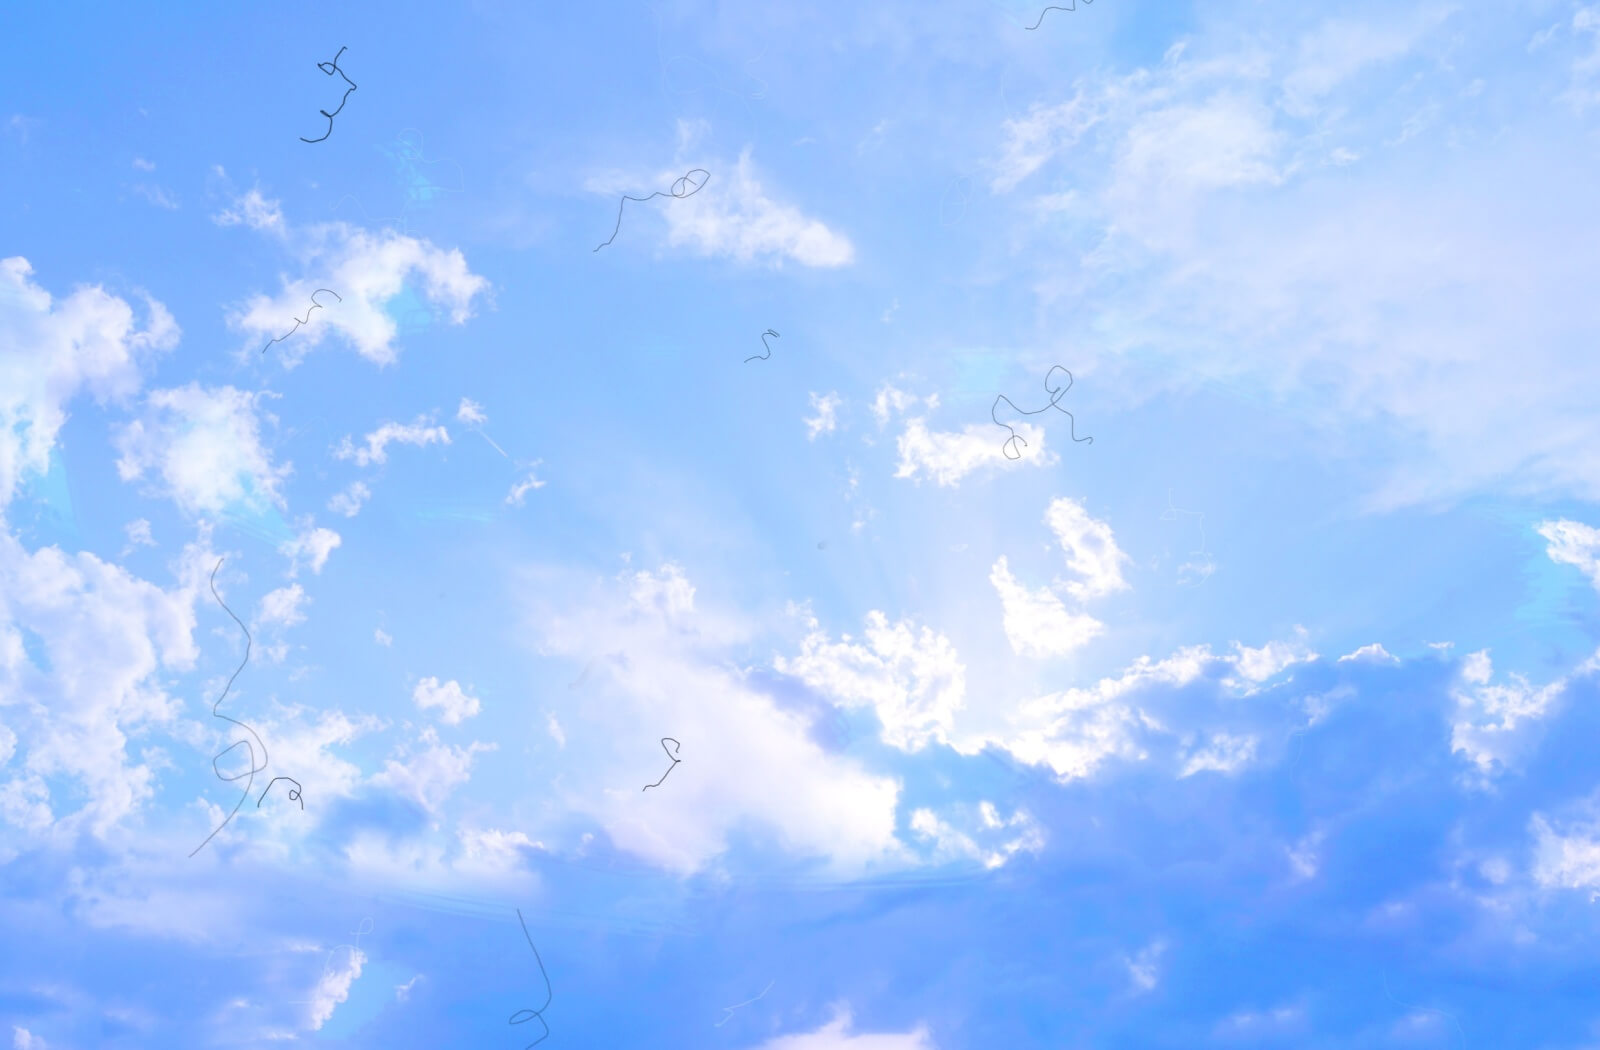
1026;0;1093;31
594;169;710;252
715;979;774;1027
190;558;269;858
642;737;682;791
262;289;341;354
1160;489;1214;585
991;365;1093;460
288;919;373;1008
300;46;357;144
257;776;304;810
1382;970;1466;1048
744;329;780;364
510;908;552;1047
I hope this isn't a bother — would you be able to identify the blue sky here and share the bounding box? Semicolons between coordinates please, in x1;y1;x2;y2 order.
4;0;1600;1045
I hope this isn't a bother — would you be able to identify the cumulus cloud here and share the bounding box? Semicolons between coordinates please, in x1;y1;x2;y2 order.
281;525;341;577
776;609;966;752
258;584;307;628
989;557;1104;658
521;562;906;876
506;464;546;506
1045;497;1131;602
335;416;450;467
1125;940;1167;994
1339;642;1399;664
1531;811;1600;892
1450;648;1576;777
456;397;487;425
115;384;290;517
0;530;205;838
328;480;371;517
0;257;178;509
1538;518;1600;591
305;946;365;1031
371;726;496;814
1178;731;1259;777
805;392;841;440
895;418;1052;486
910;802;1045;870
746;1006;937;1050
220;189;490;366
412;676;482;725
644;148;854;267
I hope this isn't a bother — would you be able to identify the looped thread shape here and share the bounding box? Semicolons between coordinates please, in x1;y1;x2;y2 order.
300;46;357;144
1026;0;1094;31
745;329;780;364
262;288;342;354
190;558;270;858
991;365;1093;460
593;169;711;252
510;908;553;1047
715;979;774;1028
642;737;682;791
257;776;304;810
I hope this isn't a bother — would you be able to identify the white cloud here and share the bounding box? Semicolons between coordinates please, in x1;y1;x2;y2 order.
0;530;205;838
506;464;547;506
1178;731;1259;777
805;392;841;440
221;190;490;366
258;584;308;628
776;610;965;752
1450;648;1571;776
992;89;1105;193
1125;940;1166;994
1045;497;1131;602
374;628;392;647
305;946;365;1031
123;519;155;549
395;975;422;1002
1339;642;1399;664
522;562;907;876
412;676;482;725
281;525;341;577
371;726;496;813
0;256;177;509
870;384;923;427
11;1026;45;1049
651;148;855;267
988;557;1103;658
335;416;450;467
132;157;155;172
745;1006;936;1050
1538;518;1600;591
894;417;1052;487
910;802;1044;869
456;397;487;424
114;384;290;517
212;187;285;235
1531;812;1600;892
546;712;566;748
328;480;371;517
454;826;541;879
1281;10;1454;116
1226;627;1318;687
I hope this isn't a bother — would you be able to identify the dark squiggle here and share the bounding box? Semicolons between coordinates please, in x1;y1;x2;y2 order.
257;776;304;810
300;46;358;144
190;558;270;858
593;169;710;252
744;329;780;364
992;365;1093;460
510;908;552;1047
1026;0;1094;31
642;736;681;791
262;289;342;355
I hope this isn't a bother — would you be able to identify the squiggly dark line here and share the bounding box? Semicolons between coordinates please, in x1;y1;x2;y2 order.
1026;0;1094;31
300;46;357;144
257;776;304;810
744;329;780;364
262;288;341;354
642;736;681;791
593;169;710;252
992;365;1093;460
510;908;552;1047
190;558;269;858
